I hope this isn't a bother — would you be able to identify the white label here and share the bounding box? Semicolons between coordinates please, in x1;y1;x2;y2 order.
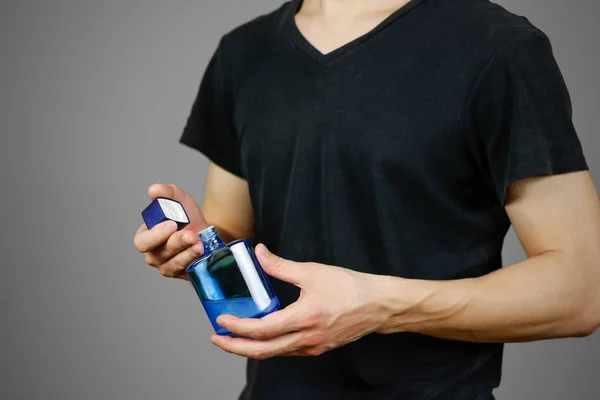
230;242;271;311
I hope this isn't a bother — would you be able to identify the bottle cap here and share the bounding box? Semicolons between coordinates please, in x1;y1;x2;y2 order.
198;225;216;236
141;197;190;230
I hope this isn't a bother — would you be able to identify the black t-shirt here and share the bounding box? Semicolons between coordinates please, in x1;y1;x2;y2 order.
179;0;588;398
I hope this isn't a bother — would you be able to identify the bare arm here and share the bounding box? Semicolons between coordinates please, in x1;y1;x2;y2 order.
202;163;255;243
208;172;600;360
376;171;600;341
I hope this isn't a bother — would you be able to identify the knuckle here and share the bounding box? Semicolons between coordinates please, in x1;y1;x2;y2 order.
167;184;185;198
174;270;190;281
250;349;267;360
161;236;179;255
253;329;269;341
188;245;202;258
300;333;326;348
134;236;146;253
306;347;325;357
159;268;175;278
144;253;158;267
180;273;191;281
219;346;234;355
300;319;315;330
257;352;271;360
180;233;192;246
303;311;324;328
184;250;199;264
179;230;196;244
173;260;188;273
172;256;191;270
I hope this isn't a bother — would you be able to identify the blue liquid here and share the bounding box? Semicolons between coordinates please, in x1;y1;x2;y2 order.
187;236;280;336
203;298;280;336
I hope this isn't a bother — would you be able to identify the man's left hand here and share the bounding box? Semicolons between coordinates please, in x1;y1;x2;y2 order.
210;244;390;359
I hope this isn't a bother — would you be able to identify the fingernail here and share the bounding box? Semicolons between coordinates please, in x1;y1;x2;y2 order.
261;245;270;260
163;221;177;234
192;243;204;254
210;336;219;345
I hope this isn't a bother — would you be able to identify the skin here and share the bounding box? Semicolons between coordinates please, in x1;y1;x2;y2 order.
211;171;600;360
134;166;600;360
134;0;600;360
294;0;414;55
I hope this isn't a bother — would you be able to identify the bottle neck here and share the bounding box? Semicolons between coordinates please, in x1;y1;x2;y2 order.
198;226;225;255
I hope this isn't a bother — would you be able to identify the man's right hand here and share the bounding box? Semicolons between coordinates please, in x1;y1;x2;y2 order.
134;184;209;280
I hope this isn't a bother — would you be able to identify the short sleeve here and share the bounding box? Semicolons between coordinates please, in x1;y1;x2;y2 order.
179;39;244;178
466;28;588;204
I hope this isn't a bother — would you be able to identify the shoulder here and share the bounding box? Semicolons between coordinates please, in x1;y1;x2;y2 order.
415;0;557;87
449;0;551;57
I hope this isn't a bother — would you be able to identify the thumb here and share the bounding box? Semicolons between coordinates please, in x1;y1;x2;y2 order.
148;183;178;201
255;243;304;285
147;183;207;230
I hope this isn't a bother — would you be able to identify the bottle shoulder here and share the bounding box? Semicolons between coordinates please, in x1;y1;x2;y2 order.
226;238;252;247
186;238;253;271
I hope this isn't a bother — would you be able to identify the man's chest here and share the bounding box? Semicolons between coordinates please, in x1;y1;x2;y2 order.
232;51;475;179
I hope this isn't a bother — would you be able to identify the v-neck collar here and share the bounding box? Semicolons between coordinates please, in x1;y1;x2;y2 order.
285;0;430;65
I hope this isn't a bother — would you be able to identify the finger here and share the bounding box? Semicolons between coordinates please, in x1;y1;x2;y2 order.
210;331;304;360
147;184;208;231
280;347;327;357
216;303;311;340
174;269;191;281
134;220;178;253
136;223;148;235
148;229;203;265
148;183;186;202
156;243;204;278
255;244;307;285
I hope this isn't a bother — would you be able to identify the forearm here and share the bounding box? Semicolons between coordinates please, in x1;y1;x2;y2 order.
201;163;256;244
375;251;600;342
202;213;255;244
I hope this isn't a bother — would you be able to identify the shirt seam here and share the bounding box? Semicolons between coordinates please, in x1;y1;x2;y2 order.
457;28;542;130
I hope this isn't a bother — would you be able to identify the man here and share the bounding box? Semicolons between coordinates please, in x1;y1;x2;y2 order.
133;0;600;398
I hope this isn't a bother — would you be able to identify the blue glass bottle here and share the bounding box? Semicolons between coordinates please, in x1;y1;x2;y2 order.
187;226;280;335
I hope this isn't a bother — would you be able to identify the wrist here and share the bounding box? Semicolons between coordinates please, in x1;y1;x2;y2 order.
366;274;416;334
370;275;472;335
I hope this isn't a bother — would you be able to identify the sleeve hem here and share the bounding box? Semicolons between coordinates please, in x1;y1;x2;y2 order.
498;154;589;204
179;133;246;180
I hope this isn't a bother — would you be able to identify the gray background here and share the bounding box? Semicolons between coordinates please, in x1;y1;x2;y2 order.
2;0;598;399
